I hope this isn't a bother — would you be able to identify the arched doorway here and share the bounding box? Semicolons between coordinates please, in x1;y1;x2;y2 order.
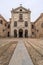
14;30;17;37
19;29;23;37
25;30;28;38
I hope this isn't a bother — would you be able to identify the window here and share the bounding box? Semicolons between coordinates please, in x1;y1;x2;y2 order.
3;29;5;32
14;21;17;27
0;20;3;24
32;32;34;35
5;24;6;26
37;29;39;32
20;9;22;11
8;24;10;28
25;21;28;27
19;14;23;20
32;25;34;29
41;23;43;28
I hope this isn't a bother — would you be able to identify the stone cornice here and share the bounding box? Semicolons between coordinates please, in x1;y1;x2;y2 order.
11;11;30;13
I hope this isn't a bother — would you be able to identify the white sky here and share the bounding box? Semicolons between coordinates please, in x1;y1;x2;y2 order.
0;0;43;22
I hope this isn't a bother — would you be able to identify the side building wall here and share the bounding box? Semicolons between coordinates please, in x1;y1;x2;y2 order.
34;13;43;38
31;13;43;38
0;15;7;37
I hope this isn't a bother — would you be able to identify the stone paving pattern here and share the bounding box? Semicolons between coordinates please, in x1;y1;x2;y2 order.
0;41;17;65
25;39;43;65
0;38;43;65
9;40;34;65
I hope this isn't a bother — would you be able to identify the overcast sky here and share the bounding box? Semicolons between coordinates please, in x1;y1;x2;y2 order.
0;0;43;22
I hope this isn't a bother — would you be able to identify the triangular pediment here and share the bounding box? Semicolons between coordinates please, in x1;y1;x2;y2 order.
11;6;31;13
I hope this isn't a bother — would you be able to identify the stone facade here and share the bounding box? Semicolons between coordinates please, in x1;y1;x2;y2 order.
0;15;7;37
10;6;31;38
31;13;43;38
0;5;43;38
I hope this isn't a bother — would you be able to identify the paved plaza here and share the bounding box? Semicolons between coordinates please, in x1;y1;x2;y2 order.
0;38;43;65
9;40;34;65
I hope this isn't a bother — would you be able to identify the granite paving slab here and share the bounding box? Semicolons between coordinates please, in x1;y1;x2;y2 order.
9;40;34;65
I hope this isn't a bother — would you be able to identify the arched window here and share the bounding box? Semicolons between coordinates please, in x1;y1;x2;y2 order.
25;21;28;27
25;30;28;37
14;21;17;27
14;30;17;37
